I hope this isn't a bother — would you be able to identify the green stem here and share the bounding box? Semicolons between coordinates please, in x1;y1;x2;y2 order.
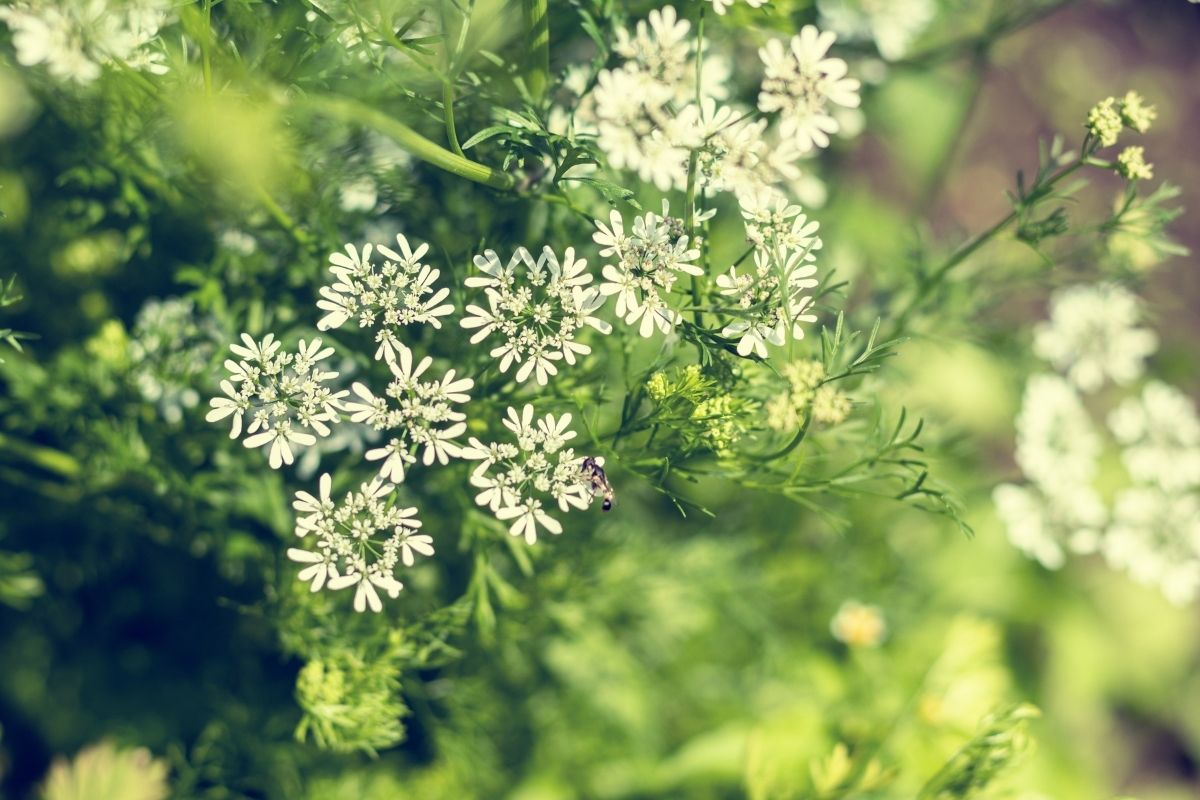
684;150;702;327
442;82;465;157
202;0;213;94
522;0;549;104
891;157;1086;335
300;94;516;191
254;185;314;249
0;433;81;478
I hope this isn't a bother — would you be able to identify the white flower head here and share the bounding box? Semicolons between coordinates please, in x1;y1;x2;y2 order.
758;25;861;152
594;201;702;338
1104;487;1200;606
460;405;598;543
1032;283;1158;393
717;245;820;358
461;246;611;385
1109;382;1200;492
1013;374;1101;491
316;235;455;362
993;482;1107;570
287;474;428;612
707;0;768;15
342;342;474;483
206;333;347;469
0;0;171;84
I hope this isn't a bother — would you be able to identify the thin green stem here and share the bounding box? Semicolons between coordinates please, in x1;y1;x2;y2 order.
202;0;213;94
254;185;314;249
684;150;702;327
522;0;549;103
442;82;465;157
300;94;516;191
891;157;1086;335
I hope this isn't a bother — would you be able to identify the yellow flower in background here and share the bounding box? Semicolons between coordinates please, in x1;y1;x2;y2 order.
830;599;887;647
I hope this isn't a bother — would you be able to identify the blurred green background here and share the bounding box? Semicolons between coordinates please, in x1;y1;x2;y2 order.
0;1;1198;798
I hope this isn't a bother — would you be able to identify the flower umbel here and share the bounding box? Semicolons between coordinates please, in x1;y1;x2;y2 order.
286;473;429;613
461;246;611;385
206;334;347;469
460;405;597;543
316;236;455;362
757;25;861;152
594;201;702;338
343;343;474;483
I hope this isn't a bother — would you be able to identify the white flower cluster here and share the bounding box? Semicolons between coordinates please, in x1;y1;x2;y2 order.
715;191;824;357
993;375;1106;569
818;0;936;62
345;343;474;484
462;406;597;544
995;283;1200;604
594;201;703;338
207;334;347;469
286;474;433;613
575;5;815;197
461;246;611;385
0;0;170;84
1105;382;1200;604
758;25;862;152
316;236;455;363
706;0;767;15
130;297;219;424
1032;283;1157;393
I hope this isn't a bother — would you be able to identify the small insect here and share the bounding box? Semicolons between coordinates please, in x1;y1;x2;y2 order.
580;456;615;512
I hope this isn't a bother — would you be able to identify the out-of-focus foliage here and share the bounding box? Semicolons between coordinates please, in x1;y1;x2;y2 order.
0;0;1197;798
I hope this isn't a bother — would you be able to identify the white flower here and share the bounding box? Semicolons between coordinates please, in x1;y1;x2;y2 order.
818;0;936;61
1109;381;1200;492
1013;374;1100;491
993;483;1107;570
344;342;473;483
594;201;702;338
285;474;428;612
460;405;597;543
717;246;820;358
1032;283;1158;393
316;235;455;361
461;246;611;385
206;334;347;469
707;0;768;15
758;25;861;152
0;0;171;84
1104;487;1200;606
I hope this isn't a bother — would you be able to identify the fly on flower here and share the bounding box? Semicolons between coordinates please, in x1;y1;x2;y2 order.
580;456;615;512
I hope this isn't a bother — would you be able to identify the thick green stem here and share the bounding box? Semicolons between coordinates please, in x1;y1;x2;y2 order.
0;433;81;479
301;94;516;191
522;0;549;103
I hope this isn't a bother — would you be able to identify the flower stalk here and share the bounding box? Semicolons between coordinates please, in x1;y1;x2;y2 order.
300;94;516;191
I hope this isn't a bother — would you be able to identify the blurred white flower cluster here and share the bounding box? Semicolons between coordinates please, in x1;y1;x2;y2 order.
129;298;221;425
817;0;936;61
574;6;858;198
995;283;1200;605
0;0;170;84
